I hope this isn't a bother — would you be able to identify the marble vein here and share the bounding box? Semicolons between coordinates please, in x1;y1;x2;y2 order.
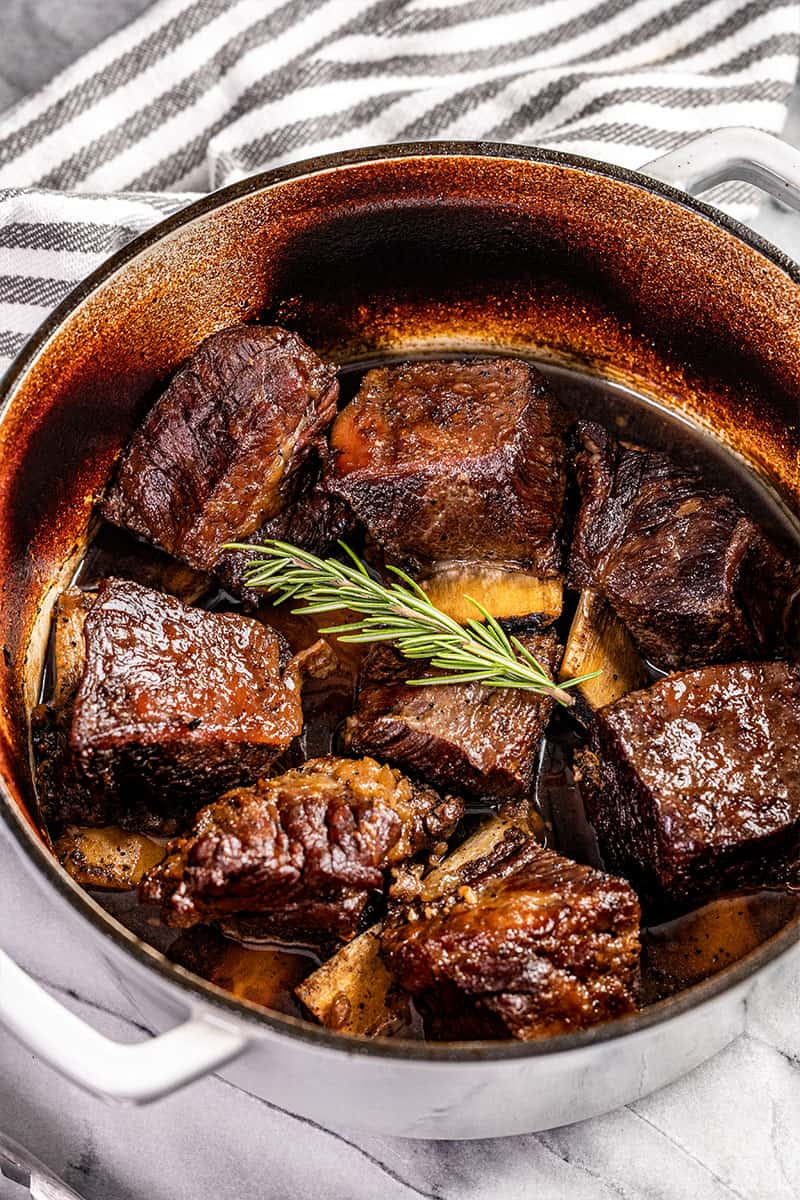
213;1077;444;1200
626;1109;749;1200
535;1133;629;1200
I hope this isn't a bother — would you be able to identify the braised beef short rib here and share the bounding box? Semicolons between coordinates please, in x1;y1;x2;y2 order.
39;579;304;832
577;661;800;907
102;325;338;573
570;422;797;670
381;833;640;1040
328;359;567;577
345;630;561;799
139;756;464;937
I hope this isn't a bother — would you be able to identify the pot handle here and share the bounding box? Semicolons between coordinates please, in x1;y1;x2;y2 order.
0;946;247;1103
640;127;800;212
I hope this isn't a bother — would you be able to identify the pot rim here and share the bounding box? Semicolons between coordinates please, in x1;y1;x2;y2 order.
1;138;799;1063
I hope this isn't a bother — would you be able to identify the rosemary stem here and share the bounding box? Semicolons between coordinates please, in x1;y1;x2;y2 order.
223;539;601;705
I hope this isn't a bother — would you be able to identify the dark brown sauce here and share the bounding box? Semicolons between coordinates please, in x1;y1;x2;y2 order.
75;523;211;601
167;925;320;1018
640;889;800;1003
39;356;800;1031
537;711;602;869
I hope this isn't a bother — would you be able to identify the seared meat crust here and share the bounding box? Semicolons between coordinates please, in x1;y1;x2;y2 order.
345;630;561;799
60;579;303;831
329;358;567;577
577;661;800;907
102;325;338;572
570;422;798;670
214;441;351;603
382;835;640;1040
139;756;464;936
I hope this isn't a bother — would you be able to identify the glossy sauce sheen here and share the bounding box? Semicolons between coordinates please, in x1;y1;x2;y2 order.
601;664;800;845
54;359;800;1022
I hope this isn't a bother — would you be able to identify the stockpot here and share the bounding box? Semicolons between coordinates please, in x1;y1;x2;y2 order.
0;128;799;1139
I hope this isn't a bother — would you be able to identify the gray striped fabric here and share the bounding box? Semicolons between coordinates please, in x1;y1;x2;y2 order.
0;0;798;372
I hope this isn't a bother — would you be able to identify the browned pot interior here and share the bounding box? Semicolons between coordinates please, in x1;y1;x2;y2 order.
1;144;799;1034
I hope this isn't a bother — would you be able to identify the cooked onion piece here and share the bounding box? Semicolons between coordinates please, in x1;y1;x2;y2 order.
50;588;92;709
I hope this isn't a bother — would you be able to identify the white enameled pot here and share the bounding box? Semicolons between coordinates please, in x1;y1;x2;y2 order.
0;128;799;1137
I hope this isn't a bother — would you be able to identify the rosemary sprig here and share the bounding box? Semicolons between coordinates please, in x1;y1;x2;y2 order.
223;539;601;706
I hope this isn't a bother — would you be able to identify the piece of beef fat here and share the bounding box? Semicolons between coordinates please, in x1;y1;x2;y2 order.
328;359;568;580
570;422;798;670
139;756;464;938
344;630;561;800
102;325;338;573
59;579;304;831
381;835;640;1040
576;661;800;908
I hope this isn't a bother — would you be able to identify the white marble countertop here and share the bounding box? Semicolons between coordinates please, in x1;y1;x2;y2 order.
1;5;800;1198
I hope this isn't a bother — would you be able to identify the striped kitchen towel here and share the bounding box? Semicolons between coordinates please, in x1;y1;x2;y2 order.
0;0;798;372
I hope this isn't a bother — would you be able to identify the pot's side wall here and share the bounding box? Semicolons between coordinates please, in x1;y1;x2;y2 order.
1;151;799;835
125;939;749;1137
